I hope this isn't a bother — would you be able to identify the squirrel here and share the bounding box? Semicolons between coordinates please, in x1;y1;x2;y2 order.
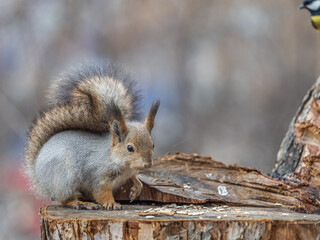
24;61;160;210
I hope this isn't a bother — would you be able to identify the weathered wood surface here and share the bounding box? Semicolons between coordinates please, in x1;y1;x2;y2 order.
115;153;320;213
272;76;320;187
40;205;320;240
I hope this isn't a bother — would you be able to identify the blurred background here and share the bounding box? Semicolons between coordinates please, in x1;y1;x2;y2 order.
1;0;320;238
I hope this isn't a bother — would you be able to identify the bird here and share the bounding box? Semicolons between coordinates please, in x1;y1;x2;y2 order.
299;0;320;31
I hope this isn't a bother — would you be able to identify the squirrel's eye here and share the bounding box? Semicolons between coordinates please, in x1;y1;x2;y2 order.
153;144;155;149
127;145;134;152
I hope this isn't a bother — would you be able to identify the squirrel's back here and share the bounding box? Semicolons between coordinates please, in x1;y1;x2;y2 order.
25;61;141;167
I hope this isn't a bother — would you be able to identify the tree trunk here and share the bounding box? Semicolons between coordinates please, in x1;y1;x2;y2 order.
39;77;320;239
272;76;320;187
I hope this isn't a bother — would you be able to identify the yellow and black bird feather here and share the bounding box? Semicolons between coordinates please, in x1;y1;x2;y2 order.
300;0;320;31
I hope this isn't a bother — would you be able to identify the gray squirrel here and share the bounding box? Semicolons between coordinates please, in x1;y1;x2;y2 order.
25;61;160;210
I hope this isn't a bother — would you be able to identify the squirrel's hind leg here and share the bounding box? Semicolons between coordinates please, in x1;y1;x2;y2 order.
93;186;122;210
62;199;102;210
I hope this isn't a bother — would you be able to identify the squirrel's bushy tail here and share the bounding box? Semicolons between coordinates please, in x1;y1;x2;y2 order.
25;61;141;166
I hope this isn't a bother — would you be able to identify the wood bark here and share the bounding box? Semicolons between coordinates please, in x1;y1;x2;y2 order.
272;77;320;188
39;77;320;239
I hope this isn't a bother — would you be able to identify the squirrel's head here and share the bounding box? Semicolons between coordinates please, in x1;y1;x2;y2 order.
110;100;160;170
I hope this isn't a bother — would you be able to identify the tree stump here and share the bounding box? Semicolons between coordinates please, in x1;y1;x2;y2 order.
40;205;320;240
39;77;320;239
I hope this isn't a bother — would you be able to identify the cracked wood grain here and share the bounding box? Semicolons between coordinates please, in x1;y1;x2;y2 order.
115;152;320;213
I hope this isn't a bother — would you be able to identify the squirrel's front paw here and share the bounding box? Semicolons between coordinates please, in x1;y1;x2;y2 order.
102;201;122;210
129;184;142;202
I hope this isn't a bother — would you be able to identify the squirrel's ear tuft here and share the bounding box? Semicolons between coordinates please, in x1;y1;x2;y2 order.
109;100;129;144
145;100;160;133
111;120;128;144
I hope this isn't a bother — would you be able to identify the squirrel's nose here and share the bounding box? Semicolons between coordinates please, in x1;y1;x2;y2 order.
144;159;153;168
144;162;152;168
